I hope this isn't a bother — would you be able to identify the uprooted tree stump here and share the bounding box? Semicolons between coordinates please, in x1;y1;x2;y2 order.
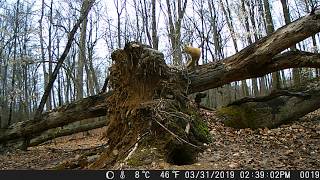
88;42;211;168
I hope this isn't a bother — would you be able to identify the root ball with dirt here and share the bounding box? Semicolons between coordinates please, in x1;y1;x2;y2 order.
89;42;211;169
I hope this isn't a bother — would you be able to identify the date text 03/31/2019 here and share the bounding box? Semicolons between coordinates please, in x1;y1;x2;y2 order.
104;170;320;179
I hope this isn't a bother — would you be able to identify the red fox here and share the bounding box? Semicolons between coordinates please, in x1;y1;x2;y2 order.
183;45;201;69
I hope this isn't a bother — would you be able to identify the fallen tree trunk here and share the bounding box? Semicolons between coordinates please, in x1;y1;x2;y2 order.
0;92;110;145
188;11;320;93
217;80;320;128
29;117;107;147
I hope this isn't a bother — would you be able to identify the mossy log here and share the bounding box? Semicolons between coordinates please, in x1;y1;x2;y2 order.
88;42;211;168
217;80;320;129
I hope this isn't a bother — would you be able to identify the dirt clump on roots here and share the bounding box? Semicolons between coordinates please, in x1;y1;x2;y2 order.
88;42;211;169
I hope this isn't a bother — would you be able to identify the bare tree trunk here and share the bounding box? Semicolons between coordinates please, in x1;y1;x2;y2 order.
302;0;319;76
165;0;187;65
21;12;30;119
88;56;99;94
56;38;63;106
219;0;238;52
240;0;259;96
87;15;100;94
76;0;89;100
47;0;54;110
240;0;253;45
8;0;20;126
140;0;152;46
207;1;223;106
263;0;281;91
39;0;49;111
281;0;301;87
208;1;222;59
220;0;249;98
34;0;94;120
132;0;141;41
151;0;158;49
114;0;126;48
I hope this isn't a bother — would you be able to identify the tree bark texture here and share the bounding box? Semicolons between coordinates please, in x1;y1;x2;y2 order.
29;117;107;147
187;11;320;93
218;80;320;129
0;92;109;144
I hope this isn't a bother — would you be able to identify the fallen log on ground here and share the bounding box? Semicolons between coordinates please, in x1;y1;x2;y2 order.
217;79;320;128
0;92;110;149
29;117;107;147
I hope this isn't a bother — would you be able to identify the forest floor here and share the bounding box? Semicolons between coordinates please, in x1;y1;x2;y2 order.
0;109;319;170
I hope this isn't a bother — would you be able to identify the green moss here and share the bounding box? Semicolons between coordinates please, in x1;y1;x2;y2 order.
191;117;212;143
184;107;212;143
126;148;149;166
217;105;261;129
126;145;163;166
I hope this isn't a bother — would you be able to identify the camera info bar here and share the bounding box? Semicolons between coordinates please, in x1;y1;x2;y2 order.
0;170;318;180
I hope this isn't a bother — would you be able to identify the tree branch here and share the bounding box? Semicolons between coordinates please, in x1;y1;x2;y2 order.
187;11;320;93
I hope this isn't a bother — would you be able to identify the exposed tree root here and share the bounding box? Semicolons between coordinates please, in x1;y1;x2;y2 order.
87;42;211;169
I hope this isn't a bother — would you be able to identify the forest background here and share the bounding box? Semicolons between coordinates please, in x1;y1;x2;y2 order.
0;0;318;128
